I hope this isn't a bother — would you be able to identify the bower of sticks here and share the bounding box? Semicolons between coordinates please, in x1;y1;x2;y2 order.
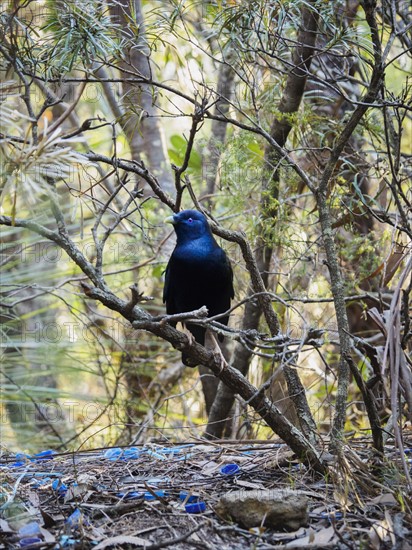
1;436;411;549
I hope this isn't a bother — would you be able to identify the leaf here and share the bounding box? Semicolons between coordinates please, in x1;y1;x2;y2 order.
362;246;404;285
284;526;336;548
369;493;397;506
367;307;387;336
170;134;187;150
369;512;395;550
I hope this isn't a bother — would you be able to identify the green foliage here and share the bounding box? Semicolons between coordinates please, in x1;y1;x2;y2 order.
168;134;202;172
41;0;121;73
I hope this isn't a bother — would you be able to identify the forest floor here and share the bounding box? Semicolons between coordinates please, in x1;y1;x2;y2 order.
1;436;411;549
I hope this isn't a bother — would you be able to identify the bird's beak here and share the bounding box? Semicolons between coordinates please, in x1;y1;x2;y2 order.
165;215;176;225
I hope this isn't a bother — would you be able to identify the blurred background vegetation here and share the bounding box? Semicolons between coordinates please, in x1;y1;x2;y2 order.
0;0;411;454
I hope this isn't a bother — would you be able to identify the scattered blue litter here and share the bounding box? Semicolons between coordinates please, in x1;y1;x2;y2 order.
15;452;30;461
18;522;41;537
159;444;194;455
404;448;412;454
66;508;83;527
175;453;193;461
185;501;206;514
122;447;140;459
52;479;68;496
146;477;170;485
103;448;123;460
10;461;27;468
31;477;52;488
145;450;167;461
19;537;42;547
179;491;199;503
10;453;30;468
144;489;167;501
59;535;79;548
320;511;343;520
33;449;56;460
220;463;240;476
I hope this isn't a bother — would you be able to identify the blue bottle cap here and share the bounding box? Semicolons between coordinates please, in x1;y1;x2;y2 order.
185;501;206;514
144;489;166;501
220;463;240;475
179;491;199;503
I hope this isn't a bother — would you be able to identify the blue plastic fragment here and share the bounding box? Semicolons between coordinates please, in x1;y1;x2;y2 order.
320;511;343;520
103;448;123;460
18;522;41;537
59;535;79;547
10;461;26;468
185;501;206;514
179;491;199;503
220;463;240;476
146;477;170;485
175;453;193;461
34;449;55;460
15;452;30;461
66;508;83;526
145;450;167;461
10;452;29;468
52;479;68;496
122;447;140;459
19;537;42;547
144;489;167;501
31;476;52;488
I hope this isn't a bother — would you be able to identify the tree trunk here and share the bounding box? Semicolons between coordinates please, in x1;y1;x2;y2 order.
206;2;320;440
108;0;174;194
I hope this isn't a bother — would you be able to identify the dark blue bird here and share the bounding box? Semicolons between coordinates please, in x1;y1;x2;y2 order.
163;209;234;366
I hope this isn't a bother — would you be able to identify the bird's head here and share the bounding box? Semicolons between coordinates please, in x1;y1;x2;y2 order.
165;209;212;244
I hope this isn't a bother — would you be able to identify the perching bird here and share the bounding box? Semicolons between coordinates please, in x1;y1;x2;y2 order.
163;209;234;366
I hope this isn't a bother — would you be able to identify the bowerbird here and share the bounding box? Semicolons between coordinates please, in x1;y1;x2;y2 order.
163;209;234;367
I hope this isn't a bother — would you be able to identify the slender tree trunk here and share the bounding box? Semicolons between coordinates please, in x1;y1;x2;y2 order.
108;0;174;194
204;58;236;201
206;4;319;440
199;57;236;415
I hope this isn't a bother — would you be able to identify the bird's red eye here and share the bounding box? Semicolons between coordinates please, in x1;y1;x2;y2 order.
188;218;193;223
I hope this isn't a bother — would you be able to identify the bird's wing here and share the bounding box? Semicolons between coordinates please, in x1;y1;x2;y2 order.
226;252;235;300
216;247;234;300
163;260;172;305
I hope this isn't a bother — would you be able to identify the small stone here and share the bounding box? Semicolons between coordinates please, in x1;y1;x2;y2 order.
215;489;308;530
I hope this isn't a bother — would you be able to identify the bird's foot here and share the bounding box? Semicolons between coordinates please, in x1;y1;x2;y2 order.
180;323;200;367
180;322;196;346
212;348;228;373
205;330;228;373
